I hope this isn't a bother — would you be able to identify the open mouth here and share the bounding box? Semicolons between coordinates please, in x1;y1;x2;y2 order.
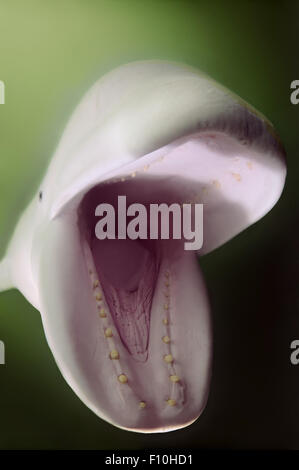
74;176;211;432
35;130;284;433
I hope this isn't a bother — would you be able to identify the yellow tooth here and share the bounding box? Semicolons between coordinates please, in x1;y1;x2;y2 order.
96;293;102;301
93;280;99;288
164;354;173;363
118;374;128;384
165;281;170;287
212;179;221;189
169;375;180;383
166;398;176;406
110;350;119;360
231;172;241;182
162;335;170;344
98;307;106;318
164;303;169;310
139;401;147;409
105;328;113;338
162;318;169;325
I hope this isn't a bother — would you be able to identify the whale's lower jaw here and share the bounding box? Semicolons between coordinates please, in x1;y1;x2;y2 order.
36;174;212;432
58;176;211;432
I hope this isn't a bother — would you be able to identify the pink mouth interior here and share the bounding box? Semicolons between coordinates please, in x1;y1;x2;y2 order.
78;177;187;364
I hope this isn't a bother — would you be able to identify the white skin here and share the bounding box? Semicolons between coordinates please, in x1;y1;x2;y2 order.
0;61;286;432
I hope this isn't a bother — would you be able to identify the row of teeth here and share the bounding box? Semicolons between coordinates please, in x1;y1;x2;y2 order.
99;134;249;188
101;154;165;186
162;270;185;407
100;144;248;206
83;243;184;409
84;243;147;409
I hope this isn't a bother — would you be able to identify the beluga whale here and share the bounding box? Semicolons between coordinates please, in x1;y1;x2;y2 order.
0;61;286;432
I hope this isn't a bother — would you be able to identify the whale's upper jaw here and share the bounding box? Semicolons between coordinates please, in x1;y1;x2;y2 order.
41;61;286;232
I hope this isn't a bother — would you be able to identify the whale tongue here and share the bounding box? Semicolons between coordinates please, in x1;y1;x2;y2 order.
91;238;159;362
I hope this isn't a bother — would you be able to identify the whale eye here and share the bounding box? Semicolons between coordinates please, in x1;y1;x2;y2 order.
39;191;43;202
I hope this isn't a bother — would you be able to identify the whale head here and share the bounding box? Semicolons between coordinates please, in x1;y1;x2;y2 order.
0;61;286;432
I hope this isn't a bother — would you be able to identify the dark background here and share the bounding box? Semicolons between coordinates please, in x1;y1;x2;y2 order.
0;0;298;449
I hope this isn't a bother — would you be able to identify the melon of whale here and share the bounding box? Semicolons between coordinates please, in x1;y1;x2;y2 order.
0;61;286;433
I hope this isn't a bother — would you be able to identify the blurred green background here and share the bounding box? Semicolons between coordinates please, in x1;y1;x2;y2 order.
0;0;298;450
